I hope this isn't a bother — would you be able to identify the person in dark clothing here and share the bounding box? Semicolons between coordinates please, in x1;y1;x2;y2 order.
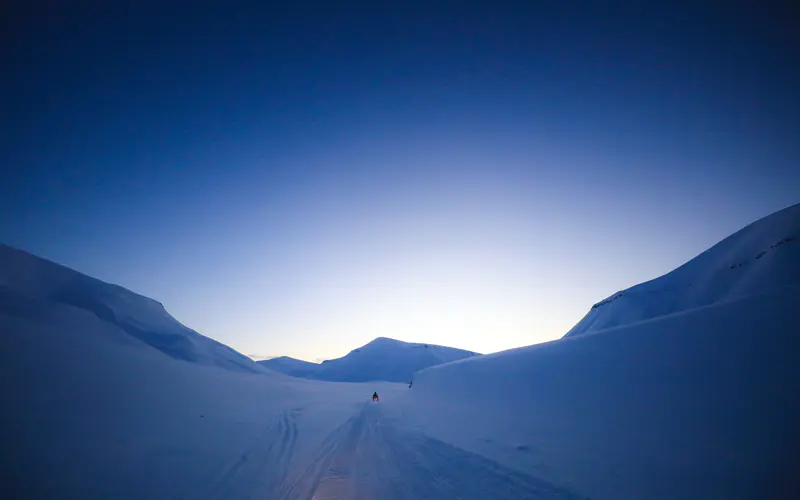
372;392;379;402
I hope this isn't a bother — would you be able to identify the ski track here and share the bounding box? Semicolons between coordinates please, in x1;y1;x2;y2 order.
274;403;586;500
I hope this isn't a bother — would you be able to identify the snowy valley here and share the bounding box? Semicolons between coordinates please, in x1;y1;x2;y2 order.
2;203;799;499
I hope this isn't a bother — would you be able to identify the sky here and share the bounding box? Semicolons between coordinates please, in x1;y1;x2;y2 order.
2;2;798;362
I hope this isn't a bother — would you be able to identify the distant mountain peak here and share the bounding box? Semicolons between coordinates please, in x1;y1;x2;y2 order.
265;336;480;382
365;336;399;345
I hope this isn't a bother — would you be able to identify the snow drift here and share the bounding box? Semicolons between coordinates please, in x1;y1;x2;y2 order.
399;204;800;500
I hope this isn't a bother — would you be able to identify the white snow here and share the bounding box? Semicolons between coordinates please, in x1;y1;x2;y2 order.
0;245;575;499
565;202;799;337
263;336;479;383
0;293;404;498
391;202;800;499
398;287;800;500
0;245;265;373
257;355;321;377
2;202;799;499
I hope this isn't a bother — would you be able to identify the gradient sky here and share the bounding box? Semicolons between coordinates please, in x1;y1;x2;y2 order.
3;2;798;362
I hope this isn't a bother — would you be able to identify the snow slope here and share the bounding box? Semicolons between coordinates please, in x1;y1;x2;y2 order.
565;202;800;337
401;289;800;500
257;356;320;377
0;246;580;499
260;337;479;383
396;204;800;500
0;244;263;373
0;287;404;498
5;203;797;499
308;336;479;383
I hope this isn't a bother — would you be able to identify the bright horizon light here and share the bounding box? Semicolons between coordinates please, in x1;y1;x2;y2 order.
3;3;798;363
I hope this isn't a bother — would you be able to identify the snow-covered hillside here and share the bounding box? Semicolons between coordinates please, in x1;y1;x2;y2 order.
260;337;478;383
0;244;264;373
396;205;800;500
565;202;800;337
257;356;320;377
0;245;579;499
3;203;798;500
0;283;405;498
309;337;479;383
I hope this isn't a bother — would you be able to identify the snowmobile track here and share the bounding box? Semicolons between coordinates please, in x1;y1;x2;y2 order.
207;408;300;500
276;403;586;500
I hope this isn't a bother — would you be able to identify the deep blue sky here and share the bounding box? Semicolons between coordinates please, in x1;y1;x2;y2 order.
3;1;798;360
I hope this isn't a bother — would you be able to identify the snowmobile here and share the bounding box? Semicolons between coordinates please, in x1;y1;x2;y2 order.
372;392;379;402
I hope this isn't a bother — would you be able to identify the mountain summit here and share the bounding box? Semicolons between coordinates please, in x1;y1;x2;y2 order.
256;356;320;378
259;336;479;382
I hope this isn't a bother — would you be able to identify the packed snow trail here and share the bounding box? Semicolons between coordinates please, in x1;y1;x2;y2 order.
268;402;583;500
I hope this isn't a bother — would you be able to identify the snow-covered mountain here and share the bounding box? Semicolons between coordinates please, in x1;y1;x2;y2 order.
1;244;574;500
0;244;264;373
0;244;412;499
399;204;800;500
3;202;798;500
565;202;799;337
265;337;479;383
312;337;479;383
256;356;320;377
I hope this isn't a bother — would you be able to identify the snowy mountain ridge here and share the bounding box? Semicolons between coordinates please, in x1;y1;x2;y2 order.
256;355;320;377
0;244;264;373
565;202;800;337
402;202;800;500
2;202;798;499
260;336;479;382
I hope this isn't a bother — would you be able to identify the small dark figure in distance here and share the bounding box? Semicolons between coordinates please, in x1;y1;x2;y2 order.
373;392;379;402
408;380;413;388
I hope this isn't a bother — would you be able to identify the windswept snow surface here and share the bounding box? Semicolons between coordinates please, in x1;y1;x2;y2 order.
265;336;480;383
566;202;800;337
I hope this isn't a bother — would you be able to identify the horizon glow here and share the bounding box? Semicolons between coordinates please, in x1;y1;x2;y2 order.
3;3;798;362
